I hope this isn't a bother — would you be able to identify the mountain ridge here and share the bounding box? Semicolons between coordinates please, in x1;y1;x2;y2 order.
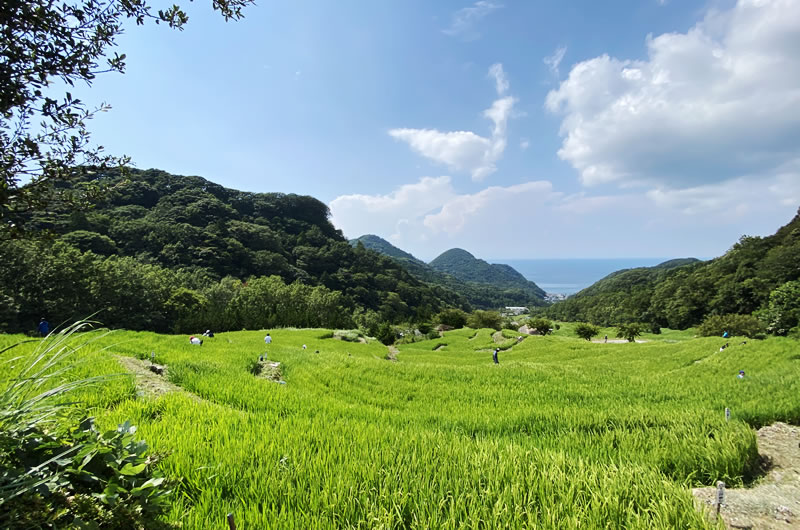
350;235;546;309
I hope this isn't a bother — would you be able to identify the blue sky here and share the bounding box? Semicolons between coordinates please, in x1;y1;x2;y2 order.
73;0;799;260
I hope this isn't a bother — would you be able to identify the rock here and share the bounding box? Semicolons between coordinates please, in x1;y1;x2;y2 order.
148;364;164;376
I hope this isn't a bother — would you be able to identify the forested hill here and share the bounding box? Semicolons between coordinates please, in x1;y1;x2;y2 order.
1;168;470;334
350;235;547;309
350;234;424;265
546;209;800;332
429;248;546;299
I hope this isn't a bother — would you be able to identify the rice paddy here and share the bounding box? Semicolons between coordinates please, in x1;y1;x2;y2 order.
1;326;798;528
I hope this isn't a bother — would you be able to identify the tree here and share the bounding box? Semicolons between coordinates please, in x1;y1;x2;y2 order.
698;313;764;338
376;322;396;346
574;322;599;341
528;317;554;335
616;323;643;343
758;280;800;335
436;308;468;329
466;310;502;330
1;0;253;238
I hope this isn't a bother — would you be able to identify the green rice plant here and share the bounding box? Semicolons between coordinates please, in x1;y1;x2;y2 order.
3;326;796;528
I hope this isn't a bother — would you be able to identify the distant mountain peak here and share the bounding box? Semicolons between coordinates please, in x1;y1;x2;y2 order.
349;234;424;264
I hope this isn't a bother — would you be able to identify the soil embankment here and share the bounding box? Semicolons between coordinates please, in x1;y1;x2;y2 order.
693;422;799;529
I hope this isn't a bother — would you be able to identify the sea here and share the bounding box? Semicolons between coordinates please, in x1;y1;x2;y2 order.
496;258;676;296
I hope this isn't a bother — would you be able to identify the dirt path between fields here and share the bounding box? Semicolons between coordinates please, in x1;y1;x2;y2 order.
115;355;201;401
692;422;799;529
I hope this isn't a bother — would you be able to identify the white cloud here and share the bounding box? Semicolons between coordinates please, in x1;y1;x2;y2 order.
520;138;530;150
389;64;516;181
546;0;800;189
423;181;557;235
442;1;502;40
488;63;509;95
543;46;567;77
329;176;456;241
329;174;798;259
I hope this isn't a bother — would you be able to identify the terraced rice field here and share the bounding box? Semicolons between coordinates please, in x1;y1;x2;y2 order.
1;326;798;528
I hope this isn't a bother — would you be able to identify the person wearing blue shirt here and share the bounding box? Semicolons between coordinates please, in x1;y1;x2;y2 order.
38;318;49;337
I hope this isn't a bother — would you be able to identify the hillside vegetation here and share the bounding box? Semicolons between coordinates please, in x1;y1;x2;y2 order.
1;328;797;528
351;235;546;309
0;169;470;333
546;209;800;334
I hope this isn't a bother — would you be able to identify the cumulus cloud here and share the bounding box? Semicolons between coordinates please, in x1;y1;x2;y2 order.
543;46;567;77
423;181;557;234
329;176;456;241
329;172;798;259
442;1;502;40
389;64;516;181
546;0;800;189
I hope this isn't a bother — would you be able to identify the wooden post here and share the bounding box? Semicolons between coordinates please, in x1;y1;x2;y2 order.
725;407;730;421
227;513;236;530
715;481;725;518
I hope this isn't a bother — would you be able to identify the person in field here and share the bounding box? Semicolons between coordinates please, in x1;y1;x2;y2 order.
493;348;499;364
189;336;203;345
38;318;49;337
264;333;272;345
203;329;214;337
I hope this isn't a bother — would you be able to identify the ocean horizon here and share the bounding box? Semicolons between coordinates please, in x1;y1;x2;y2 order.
495;258;697;296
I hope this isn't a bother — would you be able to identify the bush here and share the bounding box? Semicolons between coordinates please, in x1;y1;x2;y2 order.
616;323;644;343
333;329;362;342
697;314;765;338
574;323;600;341
466;310;502;330
436;308;468;329
376;322;396;345
528;317;554;336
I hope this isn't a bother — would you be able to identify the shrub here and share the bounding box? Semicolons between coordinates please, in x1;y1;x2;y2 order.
333;330;361;342
376;322;396;345
528;317;554;336
466;310;502;330
616;323;644;343
697;314;765;338
574;323;600;341
436;309;468;329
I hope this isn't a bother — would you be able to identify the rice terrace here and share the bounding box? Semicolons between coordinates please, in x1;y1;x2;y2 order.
3;0;800;527
1;323;798;528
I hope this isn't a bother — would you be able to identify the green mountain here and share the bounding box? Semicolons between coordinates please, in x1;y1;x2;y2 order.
1;168;470;333
350;236;546;309
429;248;546;298
351;234;425;265
546;209;800;330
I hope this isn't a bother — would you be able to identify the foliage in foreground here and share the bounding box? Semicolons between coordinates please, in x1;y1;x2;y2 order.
0;325;171;528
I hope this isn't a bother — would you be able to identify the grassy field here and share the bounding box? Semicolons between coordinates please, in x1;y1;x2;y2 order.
1;325;798;528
